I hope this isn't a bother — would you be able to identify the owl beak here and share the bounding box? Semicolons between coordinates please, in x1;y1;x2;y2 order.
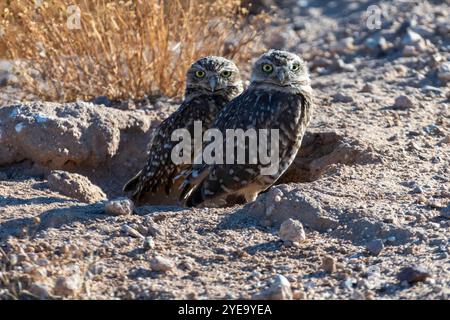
209;76;219;92
276;70;287;84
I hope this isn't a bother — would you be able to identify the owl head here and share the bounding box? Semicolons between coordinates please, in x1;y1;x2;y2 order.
185;56;243;98
251;50;310;89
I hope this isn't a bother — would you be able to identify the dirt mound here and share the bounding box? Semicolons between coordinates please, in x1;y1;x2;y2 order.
0;101;177;196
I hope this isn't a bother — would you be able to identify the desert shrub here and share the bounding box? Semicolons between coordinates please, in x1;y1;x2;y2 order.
0;0;269;102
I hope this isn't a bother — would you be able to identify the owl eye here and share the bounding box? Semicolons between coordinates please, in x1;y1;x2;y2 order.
291;63;300;71
195;70;206;78
221;70;232;78
262;64;273;73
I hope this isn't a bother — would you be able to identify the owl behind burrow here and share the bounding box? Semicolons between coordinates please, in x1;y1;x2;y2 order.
123;56;243;206
180;50;314;208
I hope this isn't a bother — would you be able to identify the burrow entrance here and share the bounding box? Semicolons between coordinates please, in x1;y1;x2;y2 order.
277;131;380;184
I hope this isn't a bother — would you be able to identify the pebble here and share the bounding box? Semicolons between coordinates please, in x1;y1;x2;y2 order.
29;284;52;299
53;274;82;296
279;218;306;245
437;62;450;83
150;256;175;272
336;59;356;72
252;275;293;300
364;36;388;53
321;256;336;273
366;239;384;256
332;92;354;103
440;206;450;219
30;267;47;281
402;29;423;46
105;198;134;216
121;225;144;239
143;237;155;251
361;83;375;93
397;266;431;284
351;289;366;300
8;254;18;266
394;95;414;109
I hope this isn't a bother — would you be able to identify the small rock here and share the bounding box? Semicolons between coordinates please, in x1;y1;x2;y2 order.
394;95;414;110
439;136;450;145
321;256;336;273
53;274;82;296
336;59;356;72
361;84;375;93
8;254;18;266
402;45;419;57
402;29;423;46
29;284;52;299
397;266;430;284
366;239;384;256
30;267;48;281
279;218;306;245
351;289;366;300
143;237;155;251
121;225;144;239
90;96;112;107
437;62;450;83
47;171;107;204
332;37;355;54
422;85;444;95
105;198;134;216
365;36;388;53
252;275;293;300
412;186;424;194
150;256;175;272
440;205;450;219
332;92;354;103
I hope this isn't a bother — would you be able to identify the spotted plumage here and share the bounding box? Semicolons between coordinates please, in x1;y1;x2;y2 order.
180;50;313;207
123;56;243;205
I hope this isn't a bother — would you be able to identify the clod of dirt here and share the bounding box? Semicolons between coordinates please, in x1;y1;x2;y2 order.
121;225;144;239
366;239;384;256
29;283;52;300
53;274;82;297
47;170;107;204
278;131;380;184
246;184;339;231
105;198;134;216
394;95;414;110
252;275;293;300
397;266;431;284
278;218;306;245
150;256;175;272
321;256;337;274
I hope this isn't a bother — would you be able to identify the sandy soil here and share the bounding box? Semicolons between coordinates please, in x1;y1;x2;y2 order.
0;0;449;300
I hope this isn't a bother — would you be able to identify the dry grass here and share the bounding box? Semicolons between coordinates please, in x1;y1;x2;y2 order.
0;0;269;102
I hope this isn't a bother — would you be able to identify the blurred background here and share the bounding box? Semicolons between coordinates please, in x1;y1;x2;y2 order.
0;0;448;104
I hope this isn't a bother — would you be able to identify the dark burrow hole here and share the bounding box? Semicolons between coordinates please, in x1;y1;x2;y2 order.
277;131;380;184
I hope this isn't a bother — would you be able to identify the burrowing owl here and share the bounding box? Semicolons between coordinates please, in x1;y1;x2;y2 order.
123;56;243;205
180;50;313;207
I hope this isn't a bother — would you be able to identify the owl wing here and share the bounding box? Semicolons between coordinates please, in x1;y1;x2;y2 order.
180;90;303;207
123;98;213;202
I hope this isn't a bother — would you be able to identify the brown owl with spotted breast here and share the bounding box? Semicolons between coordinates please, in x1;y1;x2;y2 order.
124;56;243;205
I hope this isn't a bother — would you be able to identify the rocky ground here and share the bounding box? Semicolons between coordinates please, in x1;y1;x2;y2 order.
0;0;449;300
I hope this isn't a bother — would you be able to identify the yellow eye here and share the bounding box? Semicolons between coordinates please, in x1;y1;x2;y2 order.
262;64;273;73
221;70;232;78
195;70;205;78
292;64;300;71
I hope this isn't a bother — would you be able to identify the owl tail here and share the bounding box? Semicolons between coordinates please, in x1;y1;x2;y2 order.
123;171;142;194
178;167;210;207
